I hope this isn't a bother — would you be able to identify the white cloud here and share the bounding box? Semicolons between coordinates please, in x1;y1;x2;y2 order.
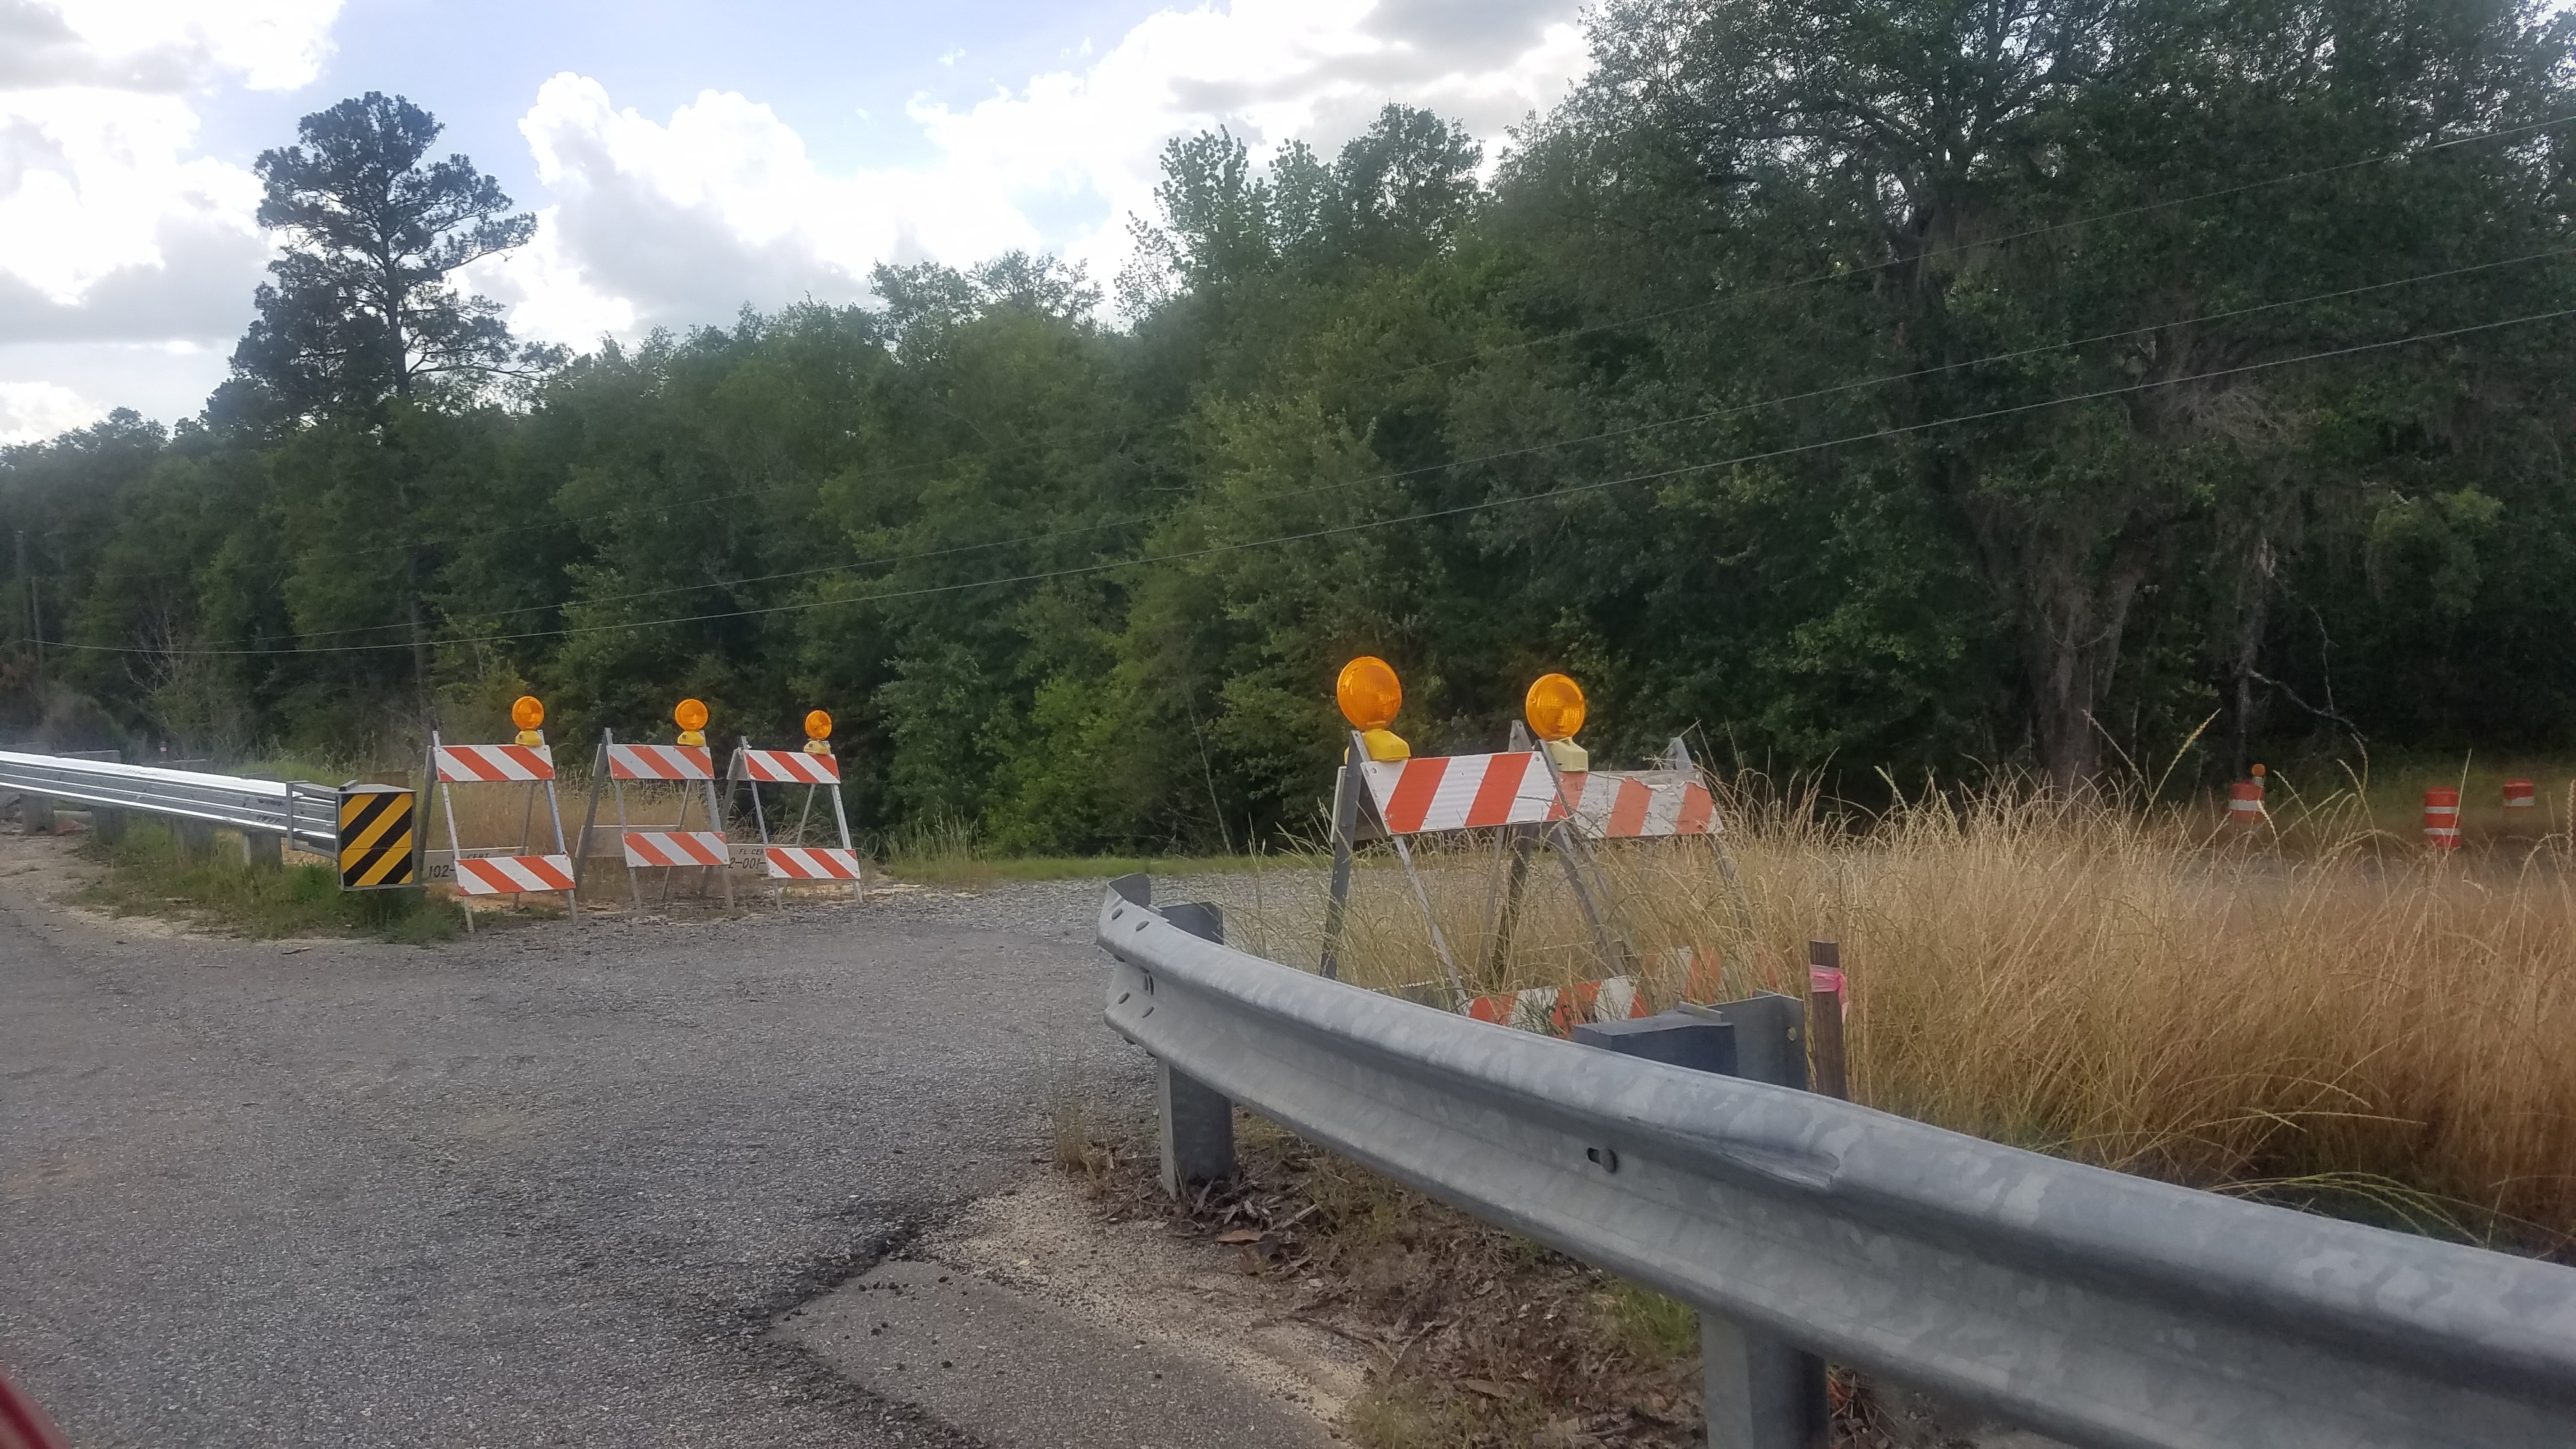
482;0;1591;346
0;0;1595;424
0;1;342;427
0;0;341;330
0;379;103;443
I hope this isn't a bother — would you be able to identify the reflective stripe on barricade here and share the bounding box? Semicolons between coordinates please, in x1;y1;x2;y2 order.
1462;976;1648;1036
765;846;863;881
623;830;729;867
2423;786;2462;848
2227;781;2266;825
739;749;839;785
1360;751;1559;834
454;854;577;895
608;744;714;781
434;744;555;783
1557;770;1716;839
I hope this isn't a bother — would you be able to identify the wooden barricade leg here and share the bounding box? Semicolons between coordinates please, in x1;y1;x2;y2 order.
736;740;782;908
1529;730;1631;977
827;781;862;903
1482;823;1538;983
430;732;475;935
1319;735;1364;981
542;747;578;921
609;732;643;916
703;772;733;910
574;730;607;903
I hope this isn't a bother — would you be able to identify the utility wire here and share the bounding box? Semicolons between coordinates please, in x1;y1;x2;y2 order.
1340;111;2576;386
121;240;2576;649
91;109;2575;585
51;302;2572;659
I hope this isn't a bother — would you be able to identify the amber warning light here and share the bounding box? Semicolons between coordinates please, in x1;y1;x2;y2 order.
1335;657;1409;762
1524;673;1586;742
1524;673;1588;772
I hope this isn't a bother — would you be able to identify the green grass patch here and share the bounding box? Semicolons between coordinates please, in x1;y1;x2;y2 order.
1595;1281;1698;1367
75;821;461;942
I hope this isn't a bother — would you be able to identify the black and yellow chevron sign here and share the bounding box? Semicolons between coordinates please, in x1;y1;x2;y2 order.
337;785;417;890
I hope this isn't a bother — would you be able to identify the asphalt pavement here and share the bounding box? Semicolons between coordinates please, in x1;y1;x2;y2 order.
0;859;1177;1448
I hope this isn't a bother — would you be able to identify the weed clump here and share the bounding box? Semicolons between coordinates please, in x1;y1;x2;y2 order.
1228;772;2576;1252
75;822;461;942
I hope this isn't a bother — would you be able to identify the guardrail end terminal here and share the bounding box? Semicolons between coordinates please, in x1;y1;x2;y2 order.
1108;871;1151;906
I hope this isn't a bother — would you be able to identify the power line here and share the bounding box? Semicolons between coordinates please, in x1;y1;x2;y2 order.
134;240;2576;648
89;109;2573;586
1341;111;2576;387
53;302;2571;659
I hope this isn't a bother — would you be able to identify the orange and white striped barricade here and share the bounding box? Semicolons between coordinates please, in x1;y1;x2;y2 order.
2504;778;2536;824
1462;975;1650;1036
424;732;579;929
1478;731;1745;1014
1554;762;1719;841
2423;786;2462;850
2223;763;2268;832
1326;728;1630;1008
726;739;865;903
2226;781;2266;828
573;729;734;912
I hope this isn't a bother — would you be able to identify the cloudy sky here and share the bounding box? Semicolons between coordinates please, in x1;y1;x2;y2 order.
0;0;1595;442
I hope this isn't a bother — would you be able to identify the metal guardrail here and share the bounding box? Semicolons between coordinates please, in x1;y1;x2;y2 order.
0;750;340;855
1097;884;2576;1448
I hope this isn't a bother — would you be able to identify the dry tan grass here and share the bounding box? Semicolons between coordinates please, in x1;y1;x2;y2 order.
1227;779;2576;1251
420;772;741;857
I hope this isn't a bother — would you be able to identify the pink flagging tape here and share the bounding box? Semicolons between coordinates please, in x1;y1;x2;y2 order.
1462;976;1646;1036
453;854;577;895
622;830;729;867
1809;965;1846;995
435;743;555;783
763;846;862;881
607;743;714;781
740;749;839;785
1558;769;1718;839
1359;751;1560;834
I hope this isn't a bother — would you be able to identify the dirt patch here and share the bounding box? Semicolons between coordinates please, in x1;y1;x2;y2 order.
1033;1117;2043;1449
915;1169;1367;1426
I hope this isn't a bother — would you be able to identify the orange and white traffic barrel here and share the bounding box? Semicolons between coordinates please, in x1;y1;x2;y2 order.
2504;778;2536;813
2423;786;2462;849
2227;763;2267;828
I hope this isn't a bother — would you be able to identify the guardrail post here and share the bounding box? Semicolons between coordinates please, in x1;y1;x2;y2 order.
174;820;214;862
1703;1312;1828;1449
1579;993;1827;1449
93;807;125;843
240;829;283;871
20;793;52;836
1156;898;1237;1197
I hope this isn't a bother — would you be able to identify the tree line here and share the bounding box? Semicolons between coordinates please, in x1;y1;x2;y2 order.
8;0;2576;850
